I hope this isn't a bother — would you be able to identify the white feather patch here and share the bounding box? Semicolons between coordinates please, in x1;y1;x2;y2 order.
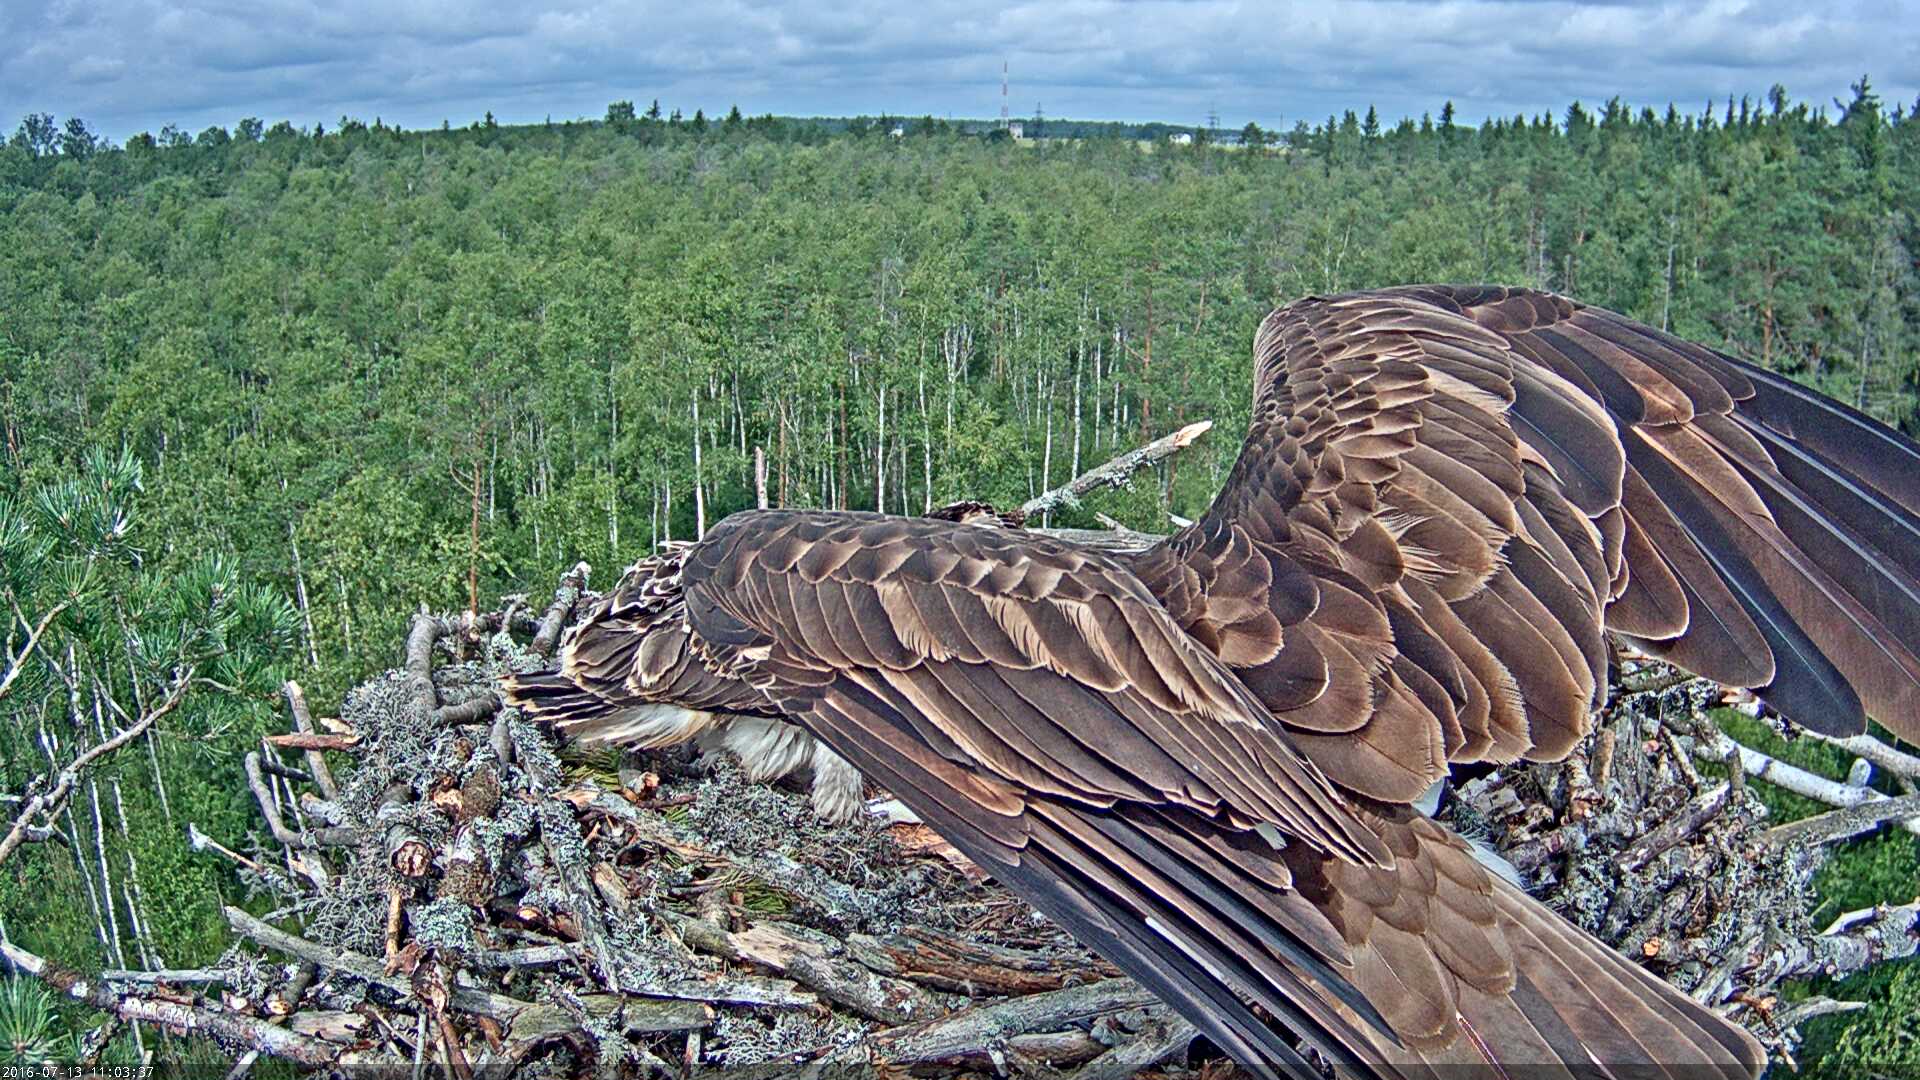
562;703;717;749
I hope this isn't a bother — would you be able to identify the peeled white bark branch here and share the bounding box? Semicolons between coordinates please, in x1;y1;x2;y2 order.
1804;730;1920;782
1020;419;1212;518
1690;725;1920;838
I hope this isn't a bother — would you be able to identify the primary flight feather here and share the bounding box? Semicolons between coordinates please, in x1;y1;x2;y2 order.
506;284;1920;1075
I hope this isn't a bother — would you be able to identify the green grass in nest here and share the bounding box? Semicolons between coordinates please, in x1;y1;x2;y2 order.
559;744;623;789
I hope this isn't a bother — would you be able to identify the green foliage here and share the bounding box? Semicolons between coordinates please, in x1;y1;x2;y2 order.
0;449;299;1058
0;976;60;1063
1807;960;1920;1076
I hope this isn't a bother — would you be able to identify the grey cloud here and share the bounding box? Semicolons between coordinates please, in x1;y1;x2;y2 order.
0;0;1913;142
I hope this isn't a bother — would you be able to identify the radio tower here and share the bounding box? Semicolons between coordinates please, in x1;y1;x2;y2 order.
1000;60;1009;130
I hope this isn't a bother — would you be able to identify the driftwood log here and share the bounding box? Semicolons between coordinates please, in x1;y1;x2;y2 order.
7;427;1917;1076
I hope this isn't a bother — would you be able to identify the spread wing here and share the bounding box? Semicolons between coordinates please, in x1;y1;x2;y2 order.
679;509;1762;1076
1135;285;1920;802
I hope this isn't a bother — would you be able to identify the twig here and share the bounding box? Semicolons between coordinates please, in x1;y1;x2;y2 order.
1771;996;1869;1029
1692;726;1920;837
1;939;338;1065
406;612;453;719
1020;420;1212;517
1617;666;1697;695
468;944;578;969
536;802;623;992
1804;730;1920;781
265;732;360;752
406;612;502;724
844;929;1117;995
0;599;72;704
1067;1007;1197;1080
267;962;317;1017
816;978;1158;1069
101;966;230;985
283;682;339;800
245;752;356;850
225;905;526;1023
1044;523;1165;553
187;821;271;876
1617;782;1729;870
1768;793;1920;847
1749;896;1920;984
435;694;501;725
253;753;312;785
0;674;190;866
384;884;407;969
531;562;591;658
659;910;945;1025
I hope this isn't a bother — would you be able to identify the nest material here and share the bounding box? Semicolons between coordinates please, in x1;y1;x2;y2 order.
172;578;1915;1075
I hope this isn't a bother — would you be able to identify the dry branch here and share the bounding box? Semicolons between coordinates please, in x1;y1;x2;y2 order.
1;939;339;1065
531;561;590;658
244;751;356;849
1689;723;1920;838
265;731;359;752
1020;419;1212;518
1803;730;1920;781
283;681;340;800
816;978;1161;1069
0;674;189;866
1767;793;1920;847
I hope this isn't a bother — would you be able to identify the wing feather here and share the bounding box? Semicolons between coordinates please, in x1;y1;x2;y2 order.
1135;285;1920;777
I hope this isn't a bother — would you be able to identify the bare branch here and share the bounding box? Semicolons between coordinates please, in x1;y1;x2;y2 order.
1020;419;1211;518
1804;730;1920;781
1064;1007;1197;1080
0;598;71;703
283;681;339;800
265;731;360;751
2;939;338;1065
1616;782;1730;870
1767;793;1920;847
1690;725;1920;838
405;612;452;718
815;978;1158;1070
406;612;501;724
0;671;190;866
244;752;356;850
531;562;590;658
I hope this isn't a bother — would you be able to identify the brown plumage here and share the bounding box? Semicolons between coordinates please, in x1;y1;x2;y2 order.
1134;285;1920;806
505;284;1920;1076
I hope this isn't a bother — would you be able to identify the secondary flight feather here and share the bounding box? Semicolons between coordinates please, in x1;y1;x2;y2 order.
507;284;1920;1075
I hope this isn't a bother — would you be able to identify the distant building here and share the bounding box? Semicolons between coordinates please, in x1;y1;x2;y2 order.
1168;132;1192;145
890;125;905;138
1008;121;1025;140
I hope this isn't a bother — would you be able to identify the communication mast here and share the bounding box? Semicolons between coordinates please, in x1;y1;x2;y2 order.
1001;61;1009;130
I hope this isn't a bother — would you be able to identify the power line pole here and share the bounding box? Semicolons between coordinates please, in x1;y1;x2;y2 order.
1001;60;1009;130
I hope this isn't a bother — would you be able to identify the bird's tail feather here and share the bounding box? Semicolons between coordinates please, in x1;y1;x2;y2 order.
499;669;618;725
979;794;1761;1079
500;669;720;748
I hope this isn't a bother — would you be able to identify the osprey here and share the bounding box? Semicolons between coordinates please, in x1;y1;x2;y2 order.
507;285;1920;1075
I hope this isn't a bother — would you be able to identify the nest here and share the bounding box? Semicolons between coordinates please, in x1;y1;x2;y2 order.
115;568;1917;1075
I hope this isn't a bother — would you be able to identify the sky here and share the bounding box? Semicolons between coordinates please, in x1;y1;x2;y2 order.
3;0;1916;143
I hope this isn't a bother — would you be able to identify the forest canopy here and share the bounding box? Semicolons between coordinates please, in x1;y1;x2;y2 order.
1;78;1916;1069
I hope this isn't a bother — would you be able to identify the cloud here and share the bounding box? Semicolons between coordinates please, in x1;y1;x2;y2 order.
0;0;1913;141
